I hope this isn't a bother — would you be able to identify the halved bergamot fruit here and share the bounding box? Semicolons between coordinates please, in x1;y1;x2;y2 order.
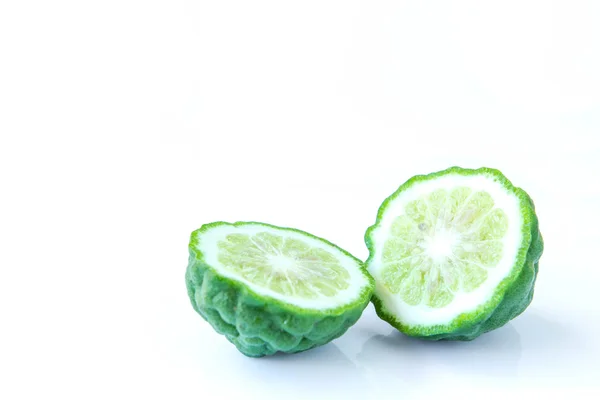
186;221;374;357
365;167;543;340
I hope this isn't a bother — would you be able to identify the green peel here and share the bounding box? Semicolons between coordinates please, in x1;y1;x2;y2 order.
186;221;374;357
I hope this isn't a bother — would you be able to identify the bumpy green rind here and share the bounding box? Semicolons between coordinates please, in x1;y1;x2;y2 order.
186;221;375;357
365;167;544;340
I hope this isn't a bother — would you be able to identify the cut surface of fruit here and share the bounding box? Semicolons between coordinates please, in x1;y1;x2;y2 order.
196;222;371;310
186;221;374;356
365;167;543;339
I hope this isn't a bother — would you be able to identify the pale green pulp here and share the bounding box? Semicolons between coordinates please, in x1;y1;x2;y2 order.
380;187;509;308
217;232;350;299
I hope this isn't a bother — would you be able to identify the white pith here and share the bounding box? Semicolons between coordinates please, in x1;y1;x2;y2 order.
424;229;458;262
196;224;371;310
368;173;523;327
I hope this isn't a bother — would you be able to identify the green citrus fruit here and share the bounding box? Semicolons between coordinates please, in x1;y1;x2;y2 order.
365;167;543;340
186;221;374;357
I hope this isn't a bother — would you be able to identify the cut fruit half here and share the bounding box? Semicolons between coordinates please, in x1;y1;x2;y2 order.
365;167;543;340
186;221;374;357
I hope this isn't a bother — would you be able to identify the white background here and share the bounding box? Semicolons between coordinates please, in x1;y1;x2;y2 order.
1;1;600;398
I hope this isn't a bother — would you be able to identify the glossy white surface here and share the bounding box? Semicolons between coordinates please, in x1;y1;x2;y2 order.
2;1;600;398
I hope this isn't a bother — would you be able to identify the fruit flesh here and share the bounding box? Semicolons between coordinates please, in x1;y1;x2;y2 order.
216;231;351;299
365;167;543;340
380;187;510;308
197;222;372;310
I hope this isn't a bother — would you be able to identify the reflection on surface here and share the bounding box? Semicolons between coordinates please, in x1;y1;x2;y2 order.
237;343;371;399
511;311;593;383
353;310;594;395
357;323;522;376
512;311;572;350
355;320;522;396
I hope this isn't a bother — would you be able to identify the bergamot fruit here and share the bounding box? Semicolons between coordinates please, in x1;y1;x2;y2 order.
186;221;374;357
365;167;543;340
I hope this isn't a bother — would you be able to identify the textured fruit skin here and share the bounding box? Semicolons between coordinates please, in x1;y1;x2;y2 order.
186;221;374;357
365;167;544;340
